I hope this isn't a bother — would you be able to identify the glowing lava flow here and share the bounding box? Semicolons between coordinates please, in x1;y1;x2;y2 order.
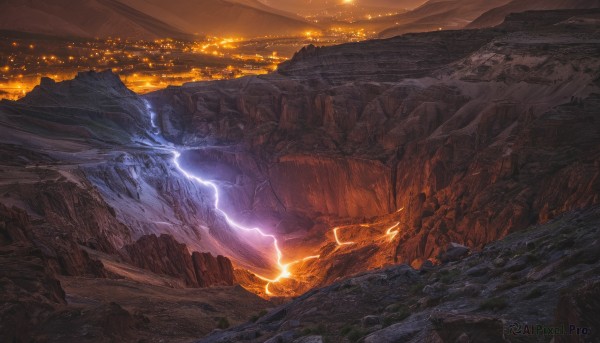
385;208;404;240
385;222;401;240
262;255;320;295
333;227;355;246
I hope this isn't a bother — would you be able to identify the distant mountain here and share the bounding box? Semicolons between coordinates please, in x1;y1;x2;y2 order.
378;0;600;38
0;0;191;40
259;0;425;16
378;0;512;38
0;0;318;40
467;0;600;28
227;0;304;18
119;0;320;38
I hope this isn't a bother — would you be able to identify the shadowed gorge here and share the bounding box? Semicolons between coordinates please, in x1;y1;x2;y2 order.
1;3;600;343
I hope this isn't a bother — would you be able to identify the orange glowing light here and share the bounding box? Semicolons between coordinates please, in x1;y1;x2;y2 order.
385;222;401;240
257;254;321;295
333;227;355;246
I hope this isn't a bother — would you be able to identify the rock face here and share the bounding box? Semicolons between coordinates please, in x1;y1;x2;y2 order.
123;234;235;288
197;207;600;343
192;252;235;287
268;154;393;220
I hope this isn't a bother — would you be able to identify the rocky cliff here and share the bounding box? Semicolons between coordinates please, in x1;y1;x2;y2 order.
123;234;235;287
149;8;600;295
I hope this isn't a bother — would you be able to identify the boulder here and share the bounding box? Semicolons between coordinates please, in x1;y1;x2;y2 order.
440;243;470;263
362;315;382;327
465;265;490;277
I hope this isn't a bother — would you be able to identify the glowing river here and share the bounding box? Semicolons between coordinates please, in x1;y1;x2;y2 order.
144;100;318;295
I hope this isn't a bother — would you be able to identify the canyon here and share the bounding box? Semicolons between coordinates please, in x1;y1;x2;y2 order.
0;7;599;342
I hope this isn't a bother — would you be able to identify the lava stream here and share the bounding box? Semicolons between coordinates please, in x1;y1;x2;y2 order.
385;222;401;239
333;227;355;246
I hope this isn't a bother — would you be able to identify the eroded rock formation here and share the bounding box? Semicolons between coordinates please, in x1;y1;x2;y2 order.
149;9;600;286
123;234;235;287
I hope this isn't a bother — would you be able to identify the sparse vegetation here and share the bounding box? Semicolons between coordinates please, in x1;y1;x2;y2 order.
314;323;327;334
346;327;366;342
439;269;461;284
340;324;353;336
301;327;312;336
383;309;410;327
479;297;508;312
524;287;545;300
249;309;268;322
216;317;230;329
409;282;424;295
302;323;327;336
496;279;519;292
467;259;479;268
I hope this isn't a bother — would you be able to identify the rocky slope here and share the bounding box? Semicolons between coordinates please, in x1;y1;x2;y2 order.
197;206;600;343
